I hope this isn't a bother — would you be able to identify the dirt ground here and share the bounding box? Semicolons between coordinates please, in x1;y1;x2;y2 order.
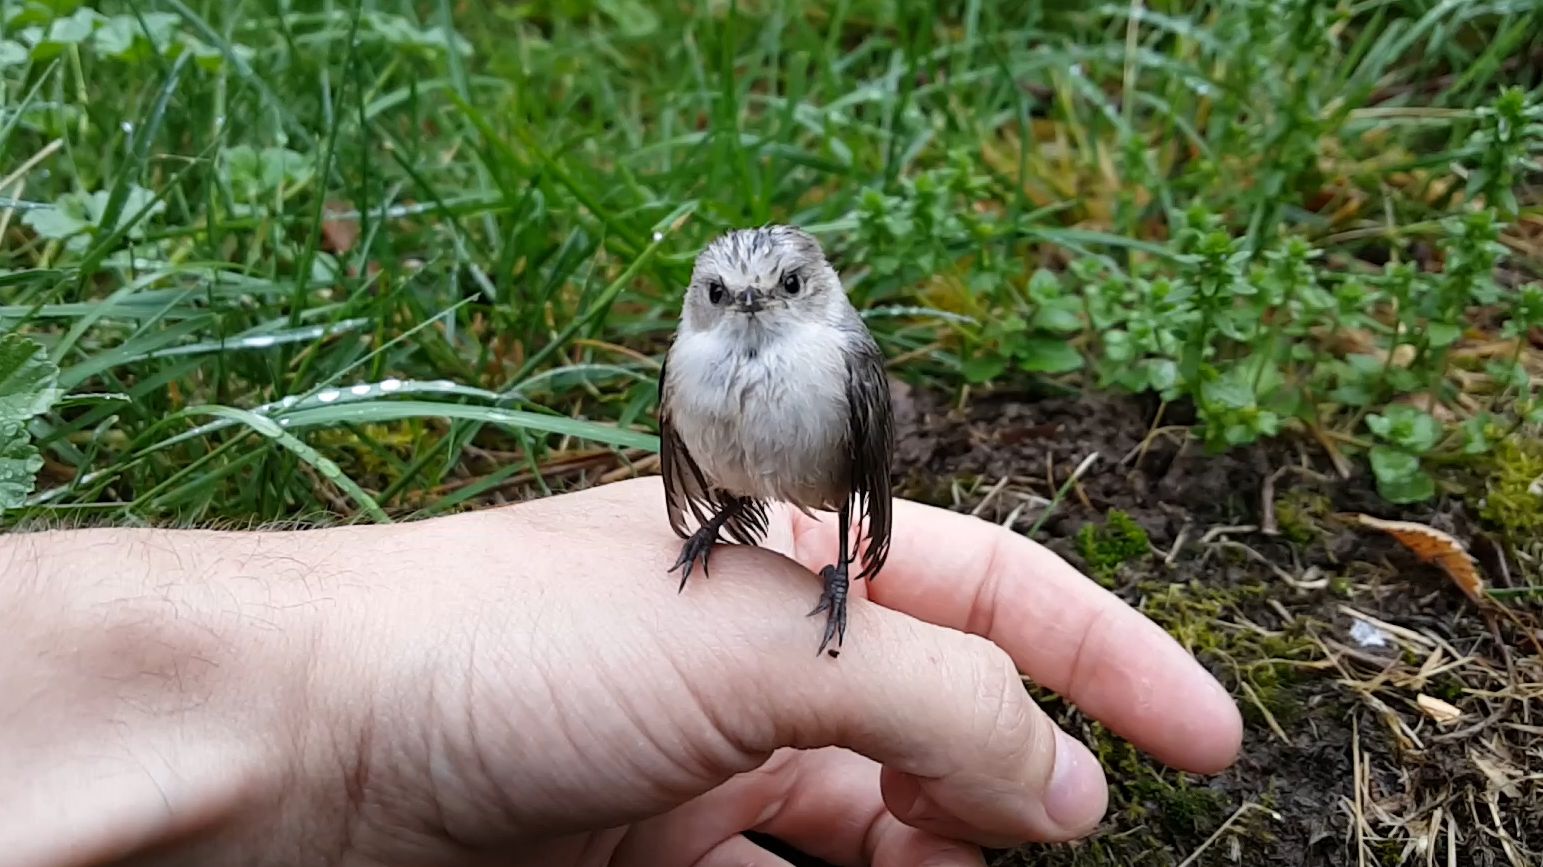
756;385;1542;866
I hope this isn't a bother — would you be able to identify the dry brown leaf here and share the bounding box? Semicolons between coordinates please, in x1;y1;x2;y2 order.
1353;514;1485;604
1416;693;1463;725
1451;339;1523;360
1470;750;1524;798
1310;326;1418;368
1396;392;1458;423
321;200;360;255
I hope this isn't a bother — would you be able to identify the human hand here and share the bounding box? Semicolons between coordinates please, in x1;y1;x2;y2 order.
3;476;1240;867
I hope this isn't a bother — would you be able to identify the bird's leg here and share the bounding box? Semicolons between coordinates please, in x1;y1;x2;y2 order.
809;500;853;656
669;498;744;591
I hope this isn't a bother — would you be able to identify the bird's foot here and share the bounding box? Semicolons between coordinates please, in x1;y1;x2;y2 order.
669;525;721;591
808;562;849;656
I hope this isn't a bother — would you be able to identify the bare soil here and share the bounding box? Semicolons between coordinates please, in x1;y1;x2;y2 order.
757;385;1541;867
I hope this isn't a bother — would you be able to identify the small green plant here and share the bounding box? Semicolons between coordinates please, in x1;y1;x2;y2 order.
960;268;1085;383
0;7;254;71
1364;404;1441;503
1087;210;1330;452
1075;510;1151;583
1464;86;1543;220
20;184;166;253
849;147;1002;298
218;145;317;214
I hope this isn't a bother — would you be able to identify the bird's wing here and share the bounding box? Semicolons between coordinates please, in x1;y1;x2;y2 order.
657;355;771;546
843;331;894;581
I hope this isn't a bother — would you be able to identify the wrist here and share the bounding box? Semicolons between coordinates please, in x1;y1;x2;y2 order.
0;523;377;865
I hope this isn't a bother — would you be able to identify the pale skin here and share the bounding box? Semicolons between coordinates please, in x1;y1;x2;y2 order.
1;477;1242;867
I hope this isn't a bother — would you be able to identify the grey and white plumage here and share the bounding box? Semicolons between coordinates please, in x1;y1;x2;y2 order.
657;224;893;655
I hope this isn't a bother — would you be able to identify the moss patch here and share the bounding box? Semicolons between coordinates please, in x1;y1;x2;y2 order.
1480;436;1543;537
1274;489;1333;545
1074;509;1151;584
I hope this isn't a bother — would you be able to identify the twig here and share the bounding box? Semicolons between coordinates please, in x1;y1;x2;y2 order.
1210;539;1330;590
599;452;659;483
1260;465;1290;536
1122;400;1169;469
0;138;63;192
1485;791;1528;867
1119;421;1185;466
885;340;944;368
1000;501;1028;531
970;476;1011;517
1353;714;1368;867
1026;452;1100;537
1240;680;1291;744
570;337;659;368
1429;700;1512;744
1175;802;1282;867
1308;421;1355;479
0;139;64;242
1446;807;1458;867
1163;522;1192;566
1200;524;1258;543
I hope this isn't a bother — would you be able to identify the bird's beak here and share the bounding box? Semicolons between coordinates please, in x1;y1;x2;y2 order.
735;288;763;313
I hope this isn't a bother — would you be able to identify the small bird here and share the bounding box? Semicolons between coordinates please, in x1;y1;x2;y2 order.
656;224;894;656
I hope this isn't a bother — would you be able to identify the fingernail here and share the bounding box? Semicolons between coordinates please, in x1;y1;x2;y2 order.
1045;729;1107;832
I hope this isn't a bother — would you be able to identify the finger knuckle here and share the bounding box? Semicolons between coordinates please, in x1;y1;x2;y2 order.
953;634;1031;739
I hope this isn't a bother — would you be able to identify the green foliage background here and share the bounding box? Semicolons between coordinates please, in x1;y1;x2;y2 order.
1;0;1540;526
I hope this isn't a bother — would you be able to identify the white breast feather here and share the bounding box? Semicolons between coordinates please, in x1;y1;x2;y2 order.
667;319;851;509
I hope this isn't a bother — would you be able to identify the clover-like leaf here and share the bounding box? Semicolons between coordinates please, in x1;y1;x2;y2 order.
1369;445;1420;482
364;12;472;55
220;145;314;203
1146;358;1180;394
94;12;180;59
961;354;1007;384
1371;463;1436;504
1367;404;1441;454
17;7;100;57
0;39;28;67
1367;443;1436;503
1199;369;1256;410
6;0;82;28
1030;296;1084;334
19;191;92;242
169;32;255;70
1426;321;1463;348
1017;338;1084;374
1460;415;1492;455
21;185;164;250
597;0;659;38
85;185;167;239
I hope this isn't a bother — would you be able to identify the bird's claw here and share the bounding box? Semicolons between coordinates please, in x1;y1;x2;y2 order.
670;526;720;591
809;563;849;656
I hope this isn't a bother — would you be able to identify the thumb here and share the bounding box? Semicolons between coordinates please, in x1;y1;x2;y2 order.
709;550;1109;848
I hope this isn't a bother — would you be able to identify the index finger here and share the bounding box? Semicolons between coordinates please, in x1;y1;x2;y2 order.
788;499;1243;775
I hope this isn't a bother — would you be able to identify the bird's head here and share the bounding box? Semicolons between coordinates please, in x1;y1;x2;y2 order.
680;225;846;337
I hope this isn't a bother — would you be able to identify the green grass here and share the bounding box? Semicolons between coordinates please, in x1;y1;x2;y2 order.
1;0;1540;534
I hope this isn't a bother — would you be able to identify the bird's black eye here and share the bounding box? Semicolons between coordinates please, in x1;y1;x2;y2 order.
782;272;801;295
707;280;725;305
